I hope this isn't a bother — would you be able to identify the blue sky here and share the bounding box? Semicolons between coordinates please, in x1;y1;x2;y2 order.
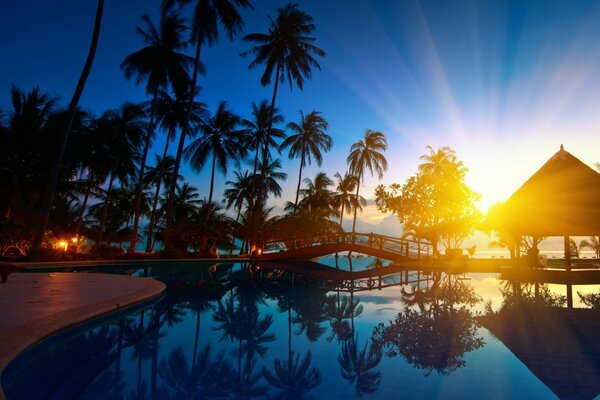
2;0;600;236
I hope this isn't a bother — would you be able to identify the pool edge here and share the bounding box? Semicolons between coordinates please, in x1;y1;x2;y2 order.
0;274;165;400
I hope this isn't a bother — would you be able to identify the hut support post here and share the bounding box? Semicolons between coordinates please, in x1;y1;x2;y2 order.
564;235;571;272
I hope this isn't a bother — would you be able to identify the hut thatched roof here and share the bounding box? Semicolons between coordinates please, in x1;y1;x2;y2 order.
502;145;600;236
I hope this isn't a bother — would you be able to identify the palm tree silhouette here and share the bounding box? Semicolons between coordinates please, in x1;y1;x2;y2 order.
143;155;181;251
121;10;193;253
159;345;231;398
332;172;365;230
324;293;363;343
36;0;104;250
145;86;206;251
91;104;145;242
242;2;326;242
347;130;388;233
161;0;252;251
263;350;321;400
418;145;465;179
224;170;254;222
297;172;336;219
185;101;246;205
281;111;332;208
338;334;382;396
242;100;286;181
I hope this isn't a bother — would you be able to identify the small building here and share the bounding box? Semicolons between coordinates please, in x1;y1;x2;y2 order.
500;145;600;270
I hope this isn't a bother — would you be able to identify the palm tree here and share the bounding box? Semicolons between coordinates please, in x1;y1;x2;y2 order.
144;87;206;251
242;100;286;182
580;236;600;259
332;172;364;229
242;3;325;243
35;0;104;249
223;170;254;223
297;172;335;219
263;351;321;399
121;11;193;253
161;0;252;251
143;155;180;251
242;3;326;158
93;105;145;242
347;130;388;233
1;86;56;219
185;101;246;205
419;145;466;179
281;111;332;208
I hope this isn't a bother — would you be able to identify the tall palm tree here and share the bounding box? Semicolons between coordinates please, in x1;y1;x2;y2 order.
161;0;252;251
144;87;206;251
332;172;364;229
93;105;145;242
143;155;180;251
121;11;193;253
242;3;325;242
35;0;104;249
298;172;335;219
185;101;246;205
1;86;55;219
242;3;325;161
347;130;388;233
224;171;253;222
281;111;332;208
242;100;286;180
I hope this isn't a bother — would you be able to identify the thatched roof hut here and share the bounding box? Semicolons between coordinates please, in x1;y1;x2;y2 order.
502;145;600;237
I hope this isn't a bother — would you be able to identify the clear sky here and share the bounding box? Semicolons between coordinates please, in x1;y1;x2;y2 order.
2;0;600;236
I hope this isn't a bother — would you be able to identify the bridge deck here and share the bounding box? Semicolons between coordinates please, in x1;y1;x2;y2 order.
258;232;431;262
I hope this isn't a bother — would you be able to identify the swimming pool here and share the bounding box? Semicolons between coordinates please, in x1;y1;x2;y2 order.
3;260;600;399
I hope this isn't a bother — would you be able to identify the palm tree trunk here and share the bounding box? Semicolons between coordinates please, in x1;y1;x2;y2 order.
351;172;362;234
145;138;170;252
192;310;201;369
151;308;160;394
250;63;282;249
165;40;203;251
98;172;115;243
129;92;157;254
34;0;104;250
339;202;345;228
293;149;305;208
75;184;92;236
288;307;292;372
208;151;217;205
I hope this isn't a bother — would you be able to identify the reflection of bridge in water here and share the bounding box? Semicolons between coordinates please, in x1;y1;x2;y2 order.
258;232;432;262
254;261;436;293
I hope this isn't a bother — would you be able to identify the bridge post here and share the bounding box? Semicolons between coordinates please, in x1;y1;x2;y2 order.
405;243;409;258
417;239;421;259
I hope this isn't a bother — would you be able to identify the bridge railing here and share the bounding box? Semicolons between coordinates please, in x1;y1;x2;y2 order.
262;232;431;260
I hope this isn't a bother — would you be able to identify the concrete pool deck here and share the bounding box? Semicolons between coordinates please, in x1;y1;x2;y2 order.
0;272;165;400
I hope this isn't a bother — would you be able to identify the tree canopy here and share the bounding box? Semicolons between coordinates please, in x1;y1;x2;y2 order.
375;146;481;255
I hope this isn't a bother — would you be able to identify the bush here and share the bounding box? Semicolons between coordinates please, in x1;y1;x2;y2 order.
89;243;124;259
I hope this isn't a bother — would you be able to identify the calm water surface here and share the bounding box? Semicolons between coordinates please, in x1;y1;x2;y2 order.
4;259;600;399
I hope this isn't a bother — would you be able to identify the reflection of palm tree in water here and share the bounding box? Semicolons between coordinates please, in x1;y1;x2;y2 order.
159;345;230;398
338;334;382;395
325;292;363;342
333;285;382;396
371;273;484;376
213;281;275;397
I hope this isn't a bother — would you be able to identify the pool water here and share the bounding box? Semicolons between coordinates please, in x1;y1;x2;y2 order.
4;260;600;399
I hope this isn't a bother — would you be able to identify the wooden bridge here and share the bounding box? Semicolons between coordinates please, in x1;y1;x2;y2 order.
254;260;434;292
257;232;431;262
